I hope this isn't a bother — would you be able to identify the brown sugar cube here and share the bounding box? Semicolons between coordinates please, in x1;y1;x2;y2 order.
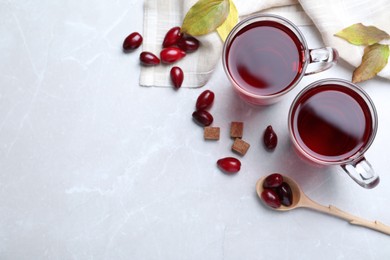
204;127;220;140
230;122;244;138
232;138;250;155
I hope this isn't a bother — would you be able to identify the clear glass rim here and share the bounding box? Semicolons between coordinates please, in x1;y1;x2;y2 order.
288;78;378;165
222;13;309;100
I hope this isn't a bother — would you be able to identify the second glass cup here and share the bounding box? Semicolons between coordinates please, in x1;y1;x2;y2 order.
222;14;338;105
288;79;379;188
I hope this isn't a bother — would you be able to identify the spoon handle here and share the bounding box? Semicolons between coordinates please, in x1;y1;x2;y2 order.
301;196;390;236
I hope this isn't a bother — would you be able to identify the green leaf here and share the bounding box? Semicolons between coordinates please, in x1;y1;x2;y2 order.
335;23;390;45
352;44;389;83
216;0;238;41
181;0;230;36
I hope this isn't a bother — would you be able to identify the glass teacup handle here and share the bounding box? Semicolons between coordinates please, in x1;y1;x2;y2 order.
341;157;380;189
305;47;339;75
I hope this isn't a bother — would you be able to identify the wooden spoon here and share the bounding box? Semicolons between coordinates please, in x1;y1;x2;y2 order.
256;175;390;235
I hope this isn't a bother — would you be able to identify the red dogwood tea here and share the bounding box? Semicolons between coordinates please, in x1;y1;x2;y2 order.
290;83;373;162
225;20;304;96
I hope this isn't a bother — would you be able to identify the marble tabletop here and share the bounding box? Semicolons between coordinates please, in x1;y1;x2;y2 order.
1;1;390;259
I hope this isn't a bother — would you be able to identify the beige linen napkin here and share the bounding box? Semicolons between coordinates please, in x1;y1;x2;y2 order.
141;0;390;88
299;0;390;78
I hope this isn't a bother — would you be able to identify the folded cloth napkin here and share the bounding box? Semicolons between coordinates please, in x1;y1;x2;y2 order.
141;0;390;88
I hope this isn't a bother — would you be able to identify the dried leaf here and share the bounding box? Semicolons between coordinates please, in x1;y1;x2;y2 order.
216;0;238;41
353;44;389;83
335;23;390;45
181;0;230;36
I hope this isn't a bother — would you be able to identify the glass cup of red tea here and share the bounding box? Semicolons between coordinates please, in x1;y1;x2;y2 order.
222;14;338;105
288;79;379;189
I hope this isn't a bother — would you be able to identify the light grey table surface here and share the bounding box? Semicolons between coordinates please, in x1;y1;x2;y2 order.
1;1;390;259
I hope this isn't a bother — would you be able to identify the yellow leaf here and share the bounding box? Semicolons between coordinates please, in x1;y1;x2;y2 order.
216;0;239;42
181;0;230;36
335;23;390;46
352;44;389;83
